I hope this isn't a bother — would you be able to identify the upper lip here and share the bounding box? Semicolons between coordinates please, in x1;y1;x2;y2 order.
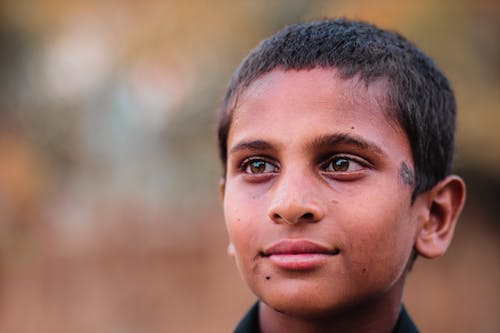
261;239;340;257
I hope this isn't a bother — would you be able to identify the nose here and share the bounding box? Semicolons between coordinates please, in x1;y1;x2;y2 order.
267;171;325;225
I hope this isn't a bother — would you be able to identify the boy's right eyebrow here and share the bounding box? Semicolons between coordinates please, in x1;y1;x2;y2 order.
229;140;275;155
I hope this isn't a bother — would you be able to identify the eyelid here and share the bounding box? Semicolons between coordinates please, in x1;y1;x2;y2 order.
319;153;372;171
239;156;280;173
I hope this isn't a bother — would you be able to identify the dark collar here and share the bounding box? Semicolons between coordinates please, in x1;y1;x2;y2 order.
234;302;260;333
234;302;419;333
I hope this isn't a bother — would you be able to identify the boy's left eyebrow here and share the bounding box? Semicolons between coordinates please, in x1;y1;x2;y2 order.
308;133;385;155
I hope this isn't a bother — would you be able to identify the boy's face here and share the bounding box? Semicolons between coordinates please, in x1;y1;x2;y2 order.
222;68;424;318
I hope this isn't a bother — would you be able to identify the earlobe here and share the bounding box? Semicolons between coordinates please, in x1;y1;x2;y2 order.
227;242;235;256
219;178;226;200
415;175;466;259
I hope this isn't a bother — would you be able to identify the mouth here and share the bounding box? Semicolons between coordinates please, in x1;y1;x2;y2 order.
260;239;340;270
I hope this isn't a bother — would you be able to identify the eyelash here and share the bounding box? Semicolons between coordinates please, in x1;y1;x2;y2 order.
319;154;369;173
240;157;279;175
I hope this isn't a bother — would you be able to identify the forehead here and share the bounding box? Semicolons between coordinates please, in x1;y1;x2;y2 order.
232;69;397;133
235;68;393;120
227;68;411;164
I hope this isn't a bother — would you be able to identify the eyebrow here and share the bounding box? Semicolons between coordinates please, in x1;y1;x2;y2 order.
228;133;385;157
229;140;276;155
308;133;385;155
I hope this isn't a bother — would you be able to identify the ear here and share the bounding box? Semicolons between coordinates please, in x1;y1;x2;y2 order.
219;178;226;200
227;242;236;257
415;175;466;259
219;179;234;257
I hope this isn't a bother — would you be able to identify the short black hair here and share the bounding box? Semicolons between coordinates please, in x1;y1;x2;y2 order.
217;18;456;197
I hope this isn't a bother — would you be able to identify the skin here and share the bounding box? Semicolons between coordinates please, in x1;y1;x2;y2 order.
220;68;466;333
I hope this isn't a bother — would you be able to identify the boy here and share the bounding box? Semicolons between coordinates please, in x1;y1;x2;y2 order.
217;19;466;333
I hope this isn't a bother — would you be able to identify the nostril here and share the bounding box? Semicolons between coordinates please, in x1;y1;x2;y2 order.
269;209;322;225
302;212;314;220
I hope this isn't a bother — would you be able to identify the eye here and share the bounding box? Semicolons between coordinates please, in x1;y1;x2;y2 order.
321;155;365;173
241;158;279;174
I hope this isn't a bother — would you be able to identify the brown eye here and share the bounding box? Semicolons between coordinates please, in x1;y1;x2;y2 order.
243;159;278;174
332;158;349;171
323;156;363;172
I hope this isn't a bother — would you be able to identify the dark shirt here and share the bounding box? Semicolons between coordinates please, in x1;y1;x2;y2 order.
234;302;419;333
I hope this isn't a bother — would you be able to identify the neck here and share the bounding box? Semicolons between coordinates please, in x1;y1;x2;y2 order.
259;278;405;333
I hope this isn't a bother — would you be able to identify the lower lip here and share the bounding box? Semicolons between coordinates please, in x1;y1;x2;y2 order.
267;253;333;270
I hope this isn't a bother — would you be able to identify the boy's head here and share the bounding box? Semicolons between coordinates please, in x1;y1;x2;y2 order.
218;18;466;327
218;18;456;198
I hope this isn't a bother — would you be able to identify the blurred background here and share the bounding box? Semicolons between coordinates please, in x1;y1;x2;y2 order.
0;0;498;332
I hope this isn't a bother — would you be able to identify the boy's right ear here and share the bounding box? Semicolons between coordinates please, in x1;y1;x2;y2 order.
219;178;226;200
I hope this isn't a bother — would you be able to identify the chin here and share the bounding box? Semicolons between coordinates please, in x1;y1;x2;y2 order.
256;276;398;321
256;282;358;320
273;303;337;319
264;296;361;321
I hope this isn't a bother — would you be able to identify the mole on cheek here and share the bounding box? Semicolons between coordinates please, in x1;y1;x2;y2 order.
265;275;271;280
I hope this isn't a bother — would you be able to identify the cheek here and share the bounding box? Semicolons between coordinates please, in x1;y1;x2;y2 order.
224;189;251;236
223;179;270;230
223;196;263;289
223;187;263;261
339;189;416;283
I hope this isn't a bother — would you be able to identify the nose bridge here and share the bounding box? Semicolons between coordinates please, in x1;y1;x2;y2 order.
268;165;324;224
